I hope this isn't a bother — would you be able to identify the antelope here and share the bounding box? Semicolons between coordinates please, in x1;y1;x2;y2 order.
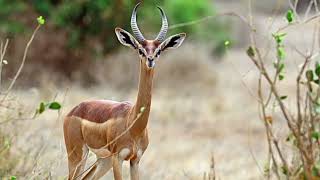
63;3;186;180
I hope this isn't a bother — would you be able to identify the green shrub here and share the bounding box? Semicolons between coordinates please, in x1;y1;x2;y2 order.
0;0;229;56
0;0;26;35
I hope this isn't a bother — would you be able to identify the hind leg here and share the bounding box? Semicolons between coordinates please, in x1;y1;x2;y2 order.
66;144;88;179
64;116;87;179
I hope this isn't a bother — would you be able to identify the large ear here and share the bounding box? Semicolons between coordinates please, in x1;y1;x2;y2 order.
159;33;186;51
115;27;139;49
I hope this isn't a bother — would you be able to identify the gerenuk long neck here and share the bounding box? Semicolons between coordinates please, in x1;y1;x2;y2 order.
129;60;154;137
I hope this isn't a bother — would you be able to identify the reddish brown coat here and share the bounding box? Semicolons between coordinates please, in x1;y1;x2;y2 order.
67;100;132;123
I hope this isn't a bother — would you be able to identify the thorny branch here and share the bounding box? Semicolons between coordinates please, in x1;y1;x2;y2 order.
172;1;320;177
245;0;320;179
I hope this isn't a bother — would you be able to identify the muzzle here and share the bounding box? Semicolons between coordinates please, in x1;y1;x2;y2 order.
147;58;155;68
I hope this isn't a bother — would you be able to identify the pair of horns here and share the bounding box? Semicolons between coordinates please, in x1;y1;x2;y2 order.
131;2;168;43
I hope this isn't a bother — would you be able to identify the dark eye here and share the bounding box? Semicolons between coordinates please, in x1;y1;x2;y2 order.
138;49;145;56
156;50;161;57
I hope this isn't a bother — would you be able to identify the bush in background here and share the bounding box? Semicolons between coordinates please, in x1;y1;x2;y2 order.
0;0;229;81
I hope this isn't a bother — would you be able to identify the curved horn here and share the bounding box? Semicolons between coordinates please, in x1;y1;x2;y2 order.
155;6;168;42
131;2;145;42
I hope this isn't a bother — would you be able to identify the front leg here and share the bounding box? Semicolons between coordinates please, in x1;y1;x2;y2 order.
113;147;131;180
130;148;144;180
130;160;139;180
112;154;123;180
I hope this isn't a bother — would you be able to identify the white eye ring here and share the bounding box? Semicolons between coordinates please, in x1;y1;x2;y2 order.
154;50;161;57
138;49;145;57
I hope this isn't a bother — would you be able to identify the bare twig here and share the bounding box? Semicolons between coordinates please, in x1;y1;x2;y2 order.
245;0;320;178
314;0;319;13
1;24;41;102
0;39;9;89
288;0;301;22
304;0;315;21
277;13;320;33
169;12;252;30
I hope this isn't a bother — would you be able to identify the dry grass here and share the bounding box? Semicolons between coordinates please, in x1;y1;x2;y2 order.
0;42;267;179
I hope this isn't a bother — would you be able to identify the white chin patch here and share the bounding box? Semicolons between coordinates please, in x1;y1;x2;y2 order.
147;61;155;68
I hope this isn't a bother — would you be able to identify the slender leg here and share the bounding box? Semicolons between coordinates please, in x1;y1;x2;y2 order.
130;160;139;180
112;148;130;180
67;145;88;180
112;155;123;180
64;117;87;180
82;157;112;180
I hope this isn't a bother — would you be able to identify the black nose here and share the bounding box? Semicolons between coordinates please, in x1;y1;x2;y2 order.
147;58;154;68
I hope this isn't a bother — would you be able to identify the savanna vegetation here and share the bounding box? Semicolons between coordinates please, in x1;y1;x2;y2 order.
0;0;228;84
1;0;320;179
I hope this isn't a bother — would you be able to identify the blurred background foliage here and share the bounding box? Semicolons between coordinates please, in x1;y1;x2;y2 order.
0;0;229;83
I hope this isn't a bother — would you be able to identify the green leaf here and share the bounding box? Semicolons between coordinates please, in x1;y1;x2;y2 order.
278;63;285;73
311;131;320;140
39;102;46;114
306;70;314;81
273;33;287;44
246;46;255;58
277;47;286;60
37;16;45;25
48;102;61;110
10;176;17;180
279;74;285;81
286;9;294;23
280;95;288;100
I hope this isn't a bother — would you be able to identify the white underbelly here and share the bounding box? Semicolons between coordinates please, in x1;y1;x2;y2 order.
88;146;143;161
